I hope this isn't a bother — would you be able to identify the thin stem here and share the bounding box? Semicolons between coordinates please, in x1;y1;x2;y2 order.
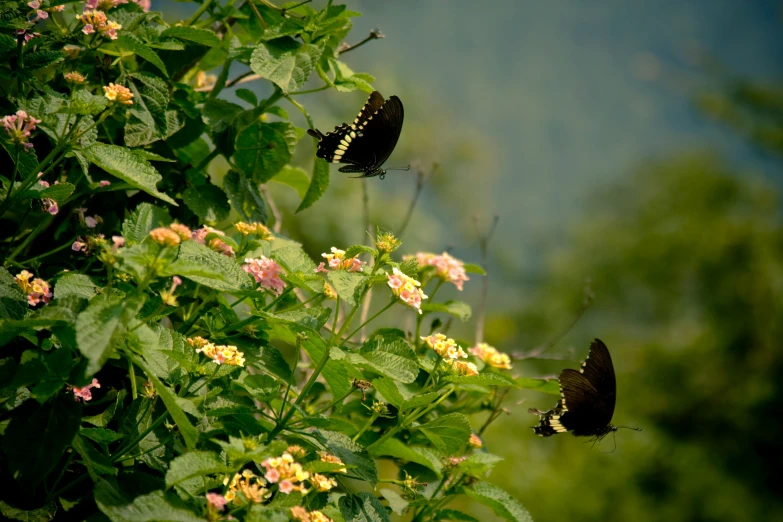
194;148;220;172
260;185;283;234
5;215;53;263
290;387;354;426
284;95;314;129
270;348;332;438
278;338;302;418
188;363;221;396
185;0;214;26
209;58;234;99
111;410;168;463
328;298;341;345
339;29;384;55
422;356;443;389
343;300;394;342
226;71;258;88
129;358;138;400
263;286;293;311
290;84;330;96
352;412;379;443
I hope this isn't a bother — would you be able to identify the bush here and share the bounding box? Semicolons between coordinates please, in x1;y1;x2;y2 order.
0;1;546;520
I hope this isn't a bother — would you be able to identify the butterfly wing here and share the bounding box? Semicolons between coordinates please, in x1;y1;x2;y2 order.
578;339;616;420
307;91;404;172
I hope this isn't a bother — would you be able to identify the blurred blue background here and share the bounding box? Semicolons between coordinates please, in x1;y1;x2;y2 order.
170;1;783;520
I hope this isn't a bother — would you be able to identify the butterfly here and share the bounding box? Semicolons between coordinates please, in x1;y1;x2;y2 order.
529;339;638;442
307;91;406;179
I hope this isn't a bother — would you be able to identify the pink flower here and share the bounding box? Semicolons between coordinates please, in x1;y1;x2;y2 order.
99;180;111;187
408;252;470;291
206;492;227;511
2;110;41;149
42;198;58;215
15;270;52;306
85;0;99;8
111;236;125;248
314;262;328;274
38;180;50;188
278;480;294;494
72;378;101;402
51;5;65;12
386;267;427;314
85;216;98;228
264;468;280;483
132;0;150;12
319;247;366;272
72;240;87;252
243;257;286;296
82;24;94;35
28;1;40;8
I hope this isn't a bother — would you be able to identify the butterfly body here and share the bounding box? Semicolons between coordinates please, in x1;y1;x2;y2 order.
307;91;404;179
530;339;618;441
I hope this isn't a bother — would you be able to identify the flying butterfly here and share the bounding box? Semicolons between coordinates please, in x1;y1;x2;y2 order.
307;91;407;179
529;339;639;443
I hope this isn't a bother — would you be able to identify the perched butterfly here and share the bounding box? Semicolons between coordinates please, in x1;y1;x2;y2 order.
307;91;406;179
529;339;638;442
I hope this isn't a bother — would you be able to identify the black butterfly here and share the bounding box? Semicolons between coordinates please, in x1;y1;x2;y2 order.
529;339;636;442
307;91;405;179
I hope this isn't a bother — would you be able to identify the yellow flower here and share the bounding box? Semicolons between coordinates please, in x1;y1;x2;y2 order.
235;221;273;240
149;227;180;246
318;451;347;473
310;511;334;522
187;336;245;366
103;82;133;105
169;223;192;241
64;71;85;84
311;473;338;492
449;359;479;377
421;333;467;360
469;342;512;370
323;283;337;300
469;433;483;448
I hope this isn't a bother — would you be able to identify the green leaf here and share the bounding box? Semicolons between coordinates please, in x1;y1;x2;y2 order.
463;263;487;275
296;157;329;213
77;294;146;376
39;182;75;203
79;428;124;444
273;307;332;331
162;241;253;292
445;373;520;388
380;488;408;516
72;433;117;480
369;438;443;475
0;500;57;522
420;300;472;322
0;267;27;320
271;244;317;275
2;395;81;490
344;245;376;259
83;143;176;205
182;184;230;224
125;73;170;147
134;357;199;451
54;273;98;300
122;203;171;244
272;164;309;198
314;430;377;484
24;50;65;70
234;121;298;184
515;377;561;395
435;510;480;522
339;492;391;522
401;391;441;412
372;377;404;408
165;451;232;487
161;26;222;47
250;37;322;93
457;453;504;478
349;334;419;384
331;59;375;93
327;271;366;307
235;88;258;106
224;169;268;224
116;35;168;76
464;483;533;522
83;389;126;427
95;486;204;522
418;413;471;455
69;89;108;116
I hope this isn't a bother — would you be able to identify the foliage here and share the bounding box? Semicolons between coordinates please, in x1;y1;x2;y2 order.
0;1;545;521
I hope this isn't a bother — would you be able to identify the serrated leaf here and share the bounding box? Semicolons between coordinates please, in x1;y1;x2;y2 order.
79;428;124;444
39;182;75;203
349;334;419;384
271;244;317;274
54;273;98;300
224;169;268;224
234;121;298;184
116;35;168;76
369;438;443;475
296;157;329;213
77;294;146;376
161;26;222;47
339;492;391;522
418;413;471;455
420;300;472;322
165;452;231;487
125;73;170;147
401;391;441;412
69;90;108;116
250;37;322;93
457;453;504;478
445;373;519;388
314;430;377;484
372;377;404;409
83;143;176;204
95;486;204;522
327;271;366;307
72;433;117;480
161;241;252;292
464;483;533;522
344;245;376;259
182;184;230;224
122;203;171;245
272;164;309;198
0;267;27;320
24;50;64;70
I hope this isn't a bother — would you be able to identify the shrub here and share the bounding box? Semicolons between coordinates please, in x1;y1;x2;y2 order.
0;1;549;520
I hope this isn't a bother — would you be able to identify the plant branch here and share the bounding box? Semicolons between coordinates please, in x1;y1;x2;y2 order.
473;214;499;343
338;29;384;54
398;163;432;236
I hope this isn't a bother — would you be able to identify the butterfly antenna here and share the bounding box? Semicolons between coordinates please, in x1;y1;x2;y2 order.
385;165;411;172
616;426;642;432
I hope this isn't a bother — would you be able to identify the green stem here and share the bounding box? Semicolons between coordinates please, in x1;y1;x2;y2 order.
342;300;394;342
0;147;20;214
194;147;220;172
290;84;330;96
270;347;331;438
278;337;302;418
208;57;233;99
185;0;214;26
129;358;138;400
188;363;221;396
289;387;354;426
111;411;169;463
352;412;379;443
17;236;77;266
328;298;340;345
263;286;293;311
422;356;443;389
5;215;53;263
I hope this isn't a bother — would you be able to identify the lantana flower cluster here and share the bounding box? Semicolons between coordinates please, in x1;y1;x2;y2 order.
223;470;269;504
103;82;133;104
235;221;273;240
315;247;366;273
261;452;310;494
2;110;41;149
408;251;470;291
421;333;478;376
243;256;285;295
290;507;334;522
469;342;513;370
187;336;245;367
318;451;347;473
192;225;235;256
14;270;52;306
77;10;122;40
386;267;427;313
